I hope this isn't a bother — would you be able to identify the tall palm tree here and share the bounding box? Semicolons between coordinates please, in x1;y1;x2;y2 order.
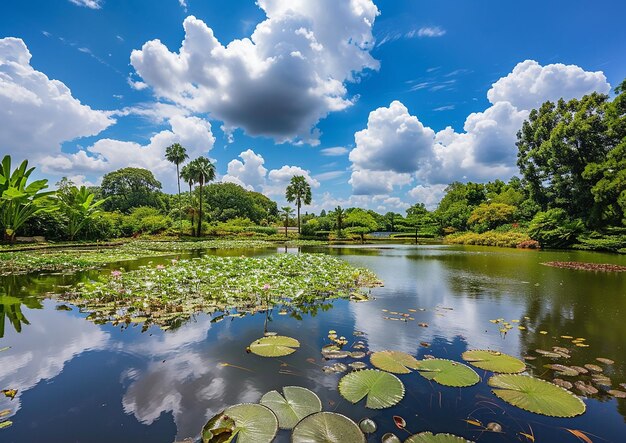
165;143;188;236
179;163;196;236
285;175;312;234
334;206;344;237
188;157;216;237
281;206;294;237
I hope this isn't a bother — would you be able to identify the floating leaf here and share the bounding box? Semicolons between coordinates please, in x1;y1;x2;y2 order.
0;421;12;430
202;404;278;443
1;390;17;400
488;374;586;417
393;415;406;430
608;390;626;399
596;358;614;365
338;369;404;409
0;410;10;418
565;429;593;443
260;386;321;429
358;418;377;434
370;350;420;374
416;359;479;387
382;433;401;443
0;347;10;353
405;432;474;442
462;350;525;374
249;336;300;357
292;412;365;443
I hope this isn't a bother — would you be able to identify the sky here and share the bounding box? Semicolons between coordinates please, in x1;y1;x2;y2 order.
1;0;625;213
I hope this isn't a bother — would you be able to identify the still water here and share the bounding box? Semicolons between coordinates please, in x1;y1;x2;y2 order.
1;244;625;442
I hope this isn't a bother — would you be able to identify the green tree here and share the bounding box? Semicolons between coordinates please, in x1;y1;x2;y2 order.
528;208;584;248
285;175;312;234
188;157;216;236
467;202;517;233
281;206;294;237
203;183;277;224
100;167;164;213
0;155;57;242
58;181;107;240
344;208;378;243
516;92;618;224
179;163;197;234
384;212;400;232
165;143;189;236
333;206;344;237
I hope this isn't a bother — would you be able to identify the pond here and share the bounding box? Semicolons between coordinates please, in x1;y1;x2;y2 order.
1;244;625;442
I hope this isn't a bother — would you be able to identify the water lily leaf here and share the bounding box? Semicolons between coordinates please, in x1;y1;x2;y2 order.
358;418;377;434
249;336;300;357
338;369;404;409
382;433;401;443
488;374;586;417
370;350;420;374
416;359;479;387
202;404;278;443
0;347;11;353
405;432;474;442
292;412;365;442
260;386;321;429
462;350;525;374
0;421;12;430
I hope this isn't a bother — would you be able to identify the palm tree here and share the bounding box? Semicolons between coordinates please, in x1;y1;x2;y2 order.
180;163;196;235
165;143;188;236
188;157;216;237
285;175;312;234
334;206;344;237
281;206;294;237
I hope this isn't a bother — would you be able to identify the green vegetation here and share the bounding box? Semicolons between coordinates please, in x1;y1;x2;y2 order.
285;175;312;234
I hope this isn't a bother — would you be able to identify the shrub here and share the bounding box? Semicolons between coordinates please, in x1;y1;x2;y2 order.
516;239;541;249
468;203;517;233
528;209;584;248
445;230;532;248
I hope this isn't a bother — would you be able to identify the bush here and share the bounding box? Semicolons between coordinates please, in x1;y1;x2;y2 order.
445;230;532;248
468;203;516;233
573;234;626;252
516;239;541;249
121;207;172;235
244;226;278;235
528;209;584;248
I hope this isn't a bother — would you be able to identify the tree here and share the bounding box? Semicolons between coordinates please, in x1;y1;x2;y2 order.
188;157;216;236
516;92;617;224
100;167;164;213
467;203;516;233
58;181;107;240
281;206;294;237
285;175;312;234
165;143;188;236
384;212;400;232
204;183;277;224
344;208;378;243
179;163;197;235
0;155;57;242
333;206;344;237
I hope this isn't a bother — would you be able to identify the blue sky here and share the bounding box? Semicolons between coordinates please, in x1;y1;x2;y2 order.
1;0;625;212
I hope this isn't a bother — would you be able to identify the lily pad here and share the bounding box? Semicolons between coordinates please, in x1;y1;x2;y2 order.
260;386;322;429
405;432;474;442
202;403;278;443
338;369;404;409
292;412;365;442
416;359;480;387
462;350;525;374
488;374;586;417
370;350;420;374
249;336;300;357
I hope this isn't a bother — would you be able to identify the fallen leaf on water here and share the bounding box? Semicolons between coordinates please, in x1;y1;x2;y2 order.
393;415;406;430
596;358;614;365
0;421;12;429
218;362;253;372
0;347;10;353
463;419;483;427
0;410;10;418
1;390;17;400
519;432;535;442
539;331;548;335
486;422;502;432
565;429;593;443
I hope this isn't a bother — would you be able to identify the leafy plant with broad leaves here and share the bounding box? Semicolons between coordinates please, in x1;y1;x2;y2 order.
370;350;420;374
338;369;404;409
249;335;300;357
0;155;57;242
461;350;526;374
292;412;365;443
260;386;322;429
202;403;278;443
405;432;475;442
58;184;107;240
416;359;480;387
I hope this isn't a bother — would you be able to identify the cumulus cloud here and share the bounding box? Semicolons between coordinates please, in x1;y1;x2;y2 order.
408;184;448;210
222;149;267;191
416;26;446;38
41;115;215;189
130;0;380;144
320;146;349;156
487;60;610;110
348;60;611;197
265;164;320;196
0;37;114;162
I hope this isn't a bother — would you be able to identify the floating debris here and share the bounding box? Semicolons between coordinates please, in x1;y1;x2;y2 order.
542;261;626;272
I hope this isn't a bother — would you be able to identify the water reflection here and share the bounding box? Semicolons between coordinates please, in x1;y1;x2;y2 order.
0;245;625;442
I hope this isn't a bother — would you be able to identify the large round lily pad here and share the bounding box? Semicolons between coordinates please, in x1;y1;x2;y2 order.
249;335;300;357
488;374;586;417
462;350;525;374
260;386;322;429
202;403;278;443
292;411;365;442
338;369;405;409
370;350;420;374
405;432;474;442
416;359;480;387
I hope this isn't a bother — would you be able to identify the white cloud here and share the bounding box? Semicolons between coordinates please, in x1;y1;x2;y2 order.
348;60;612;198
41;115;215;190
0;37;114;162
130;0;380;144
350;100;435;173
265;164;320;196
416;26;446;38
408;184;448;210
222;149;267;191
314;170;345;181
68;0;102;9
487;59;610;110
320;146;349;156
